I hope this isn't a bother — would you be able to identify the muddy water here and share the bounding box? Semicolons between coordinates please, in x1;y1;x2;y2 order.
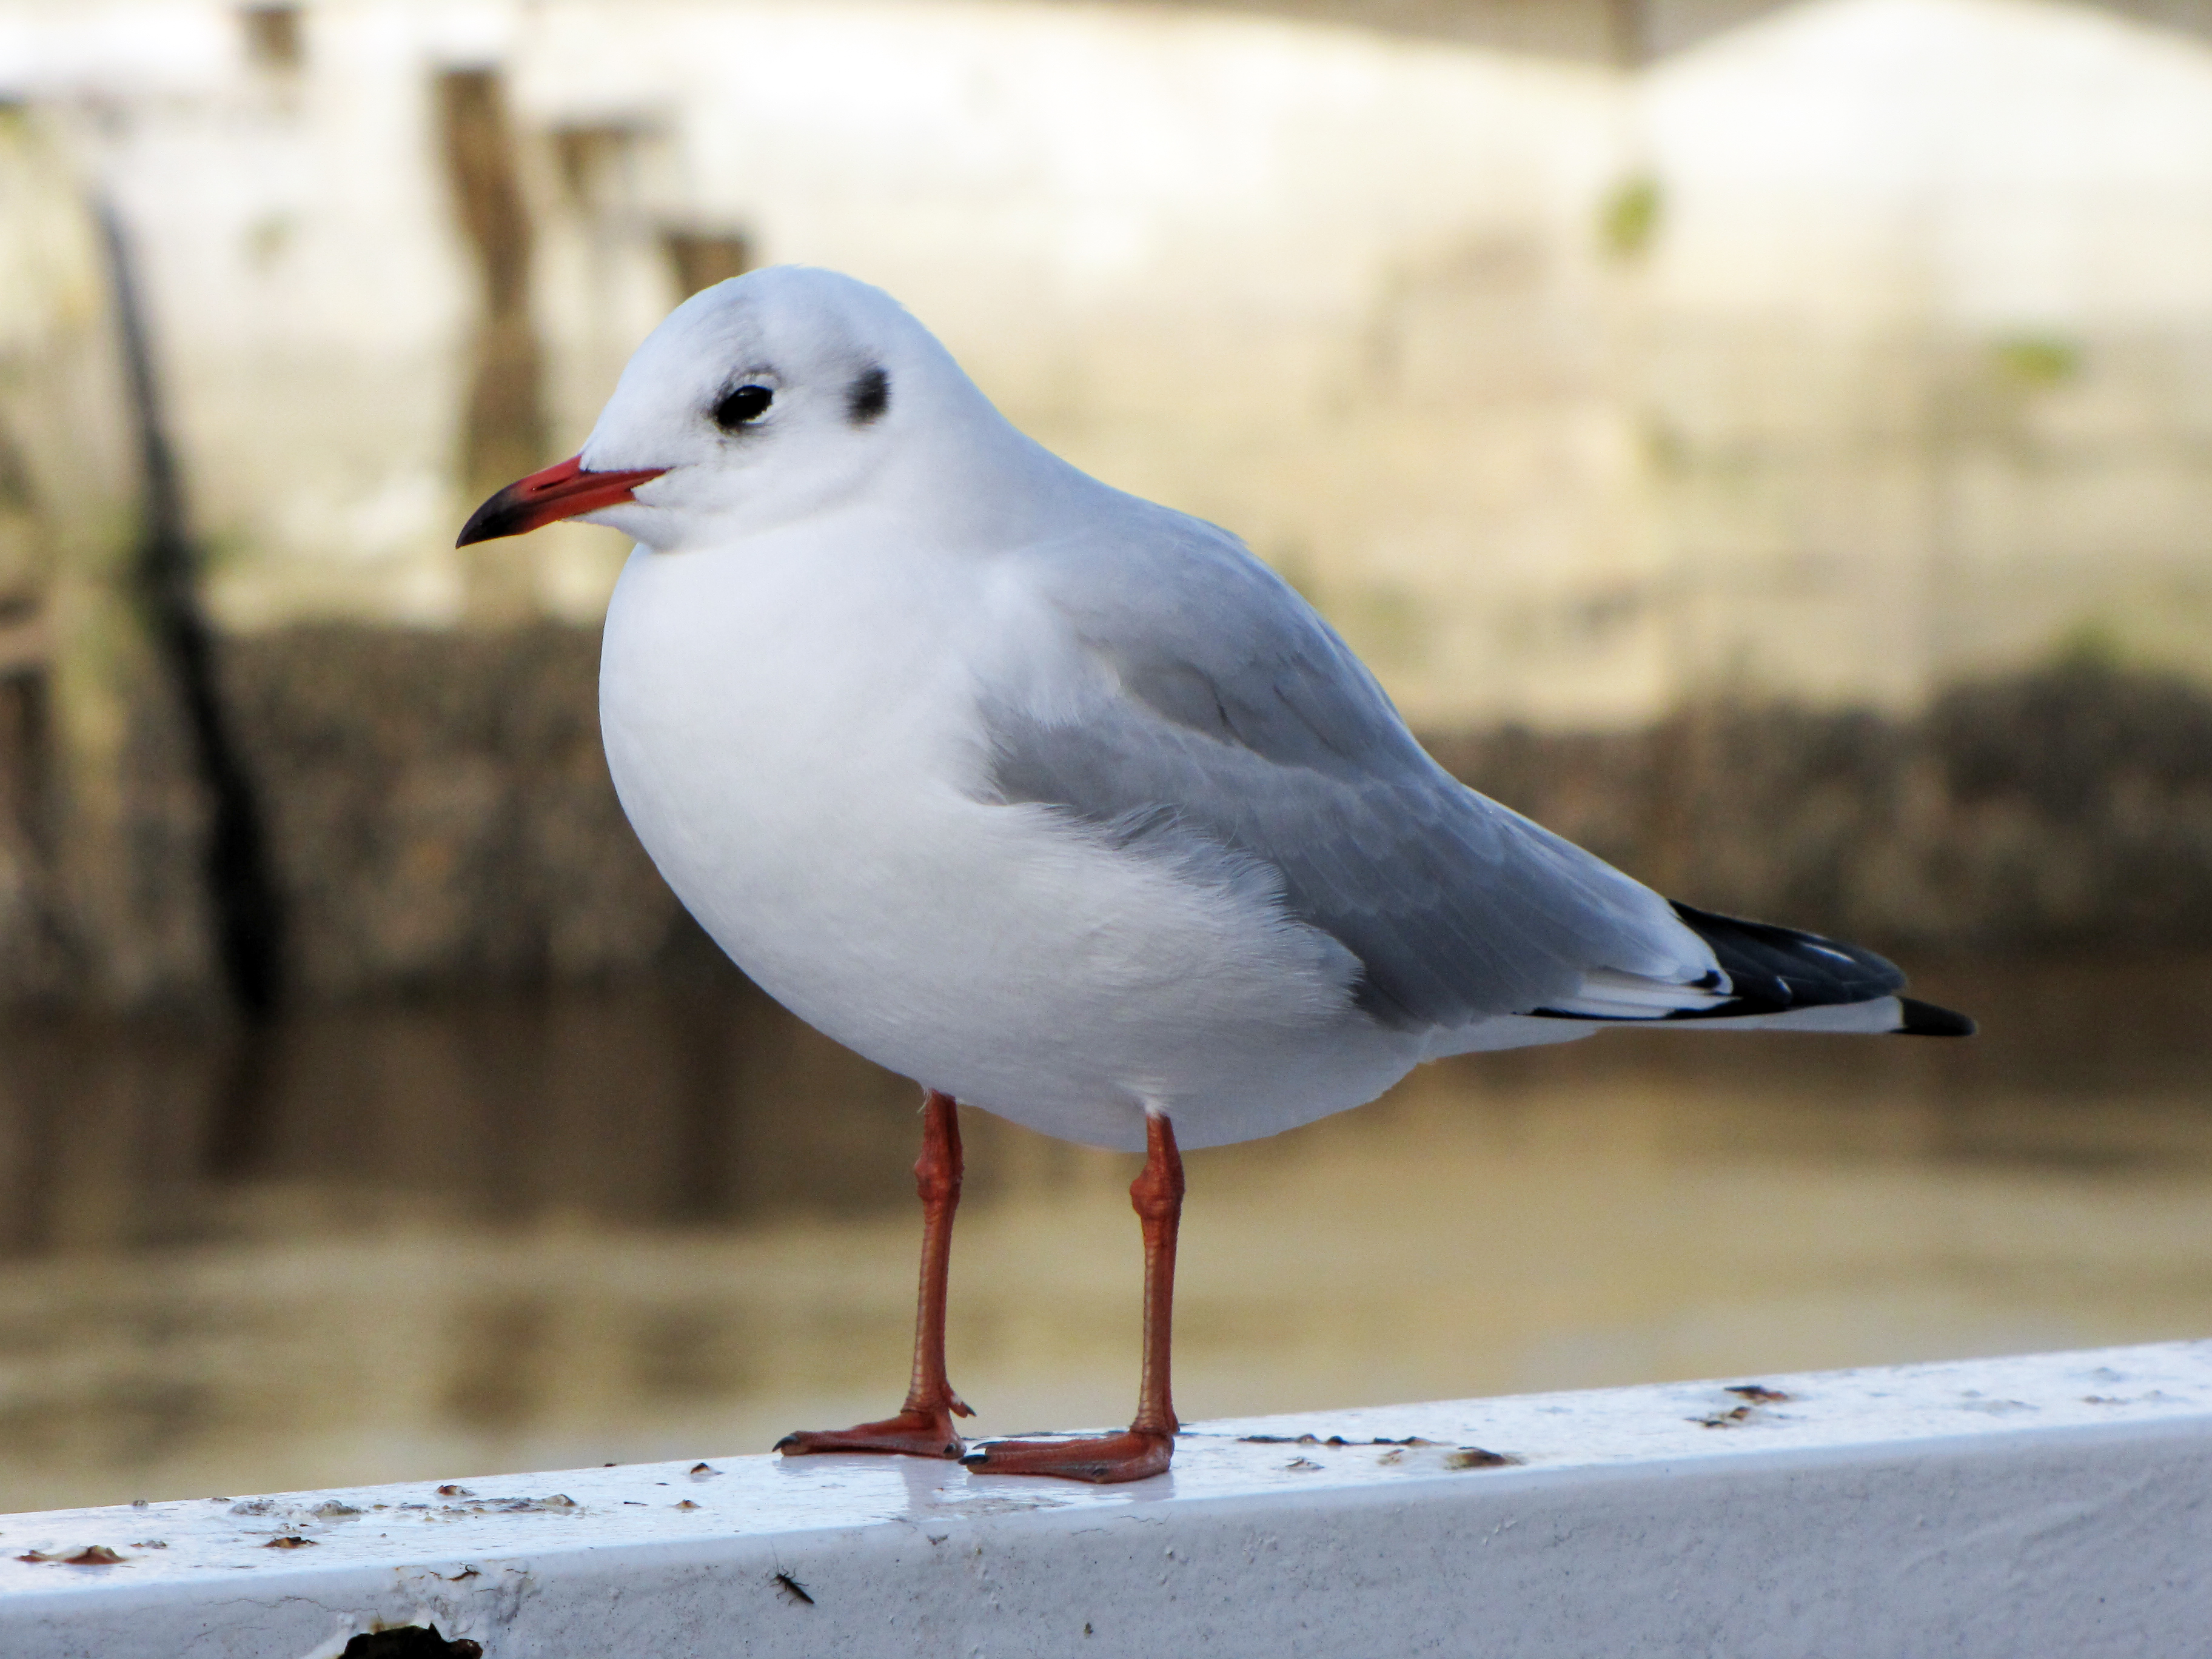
3;954;2210;1512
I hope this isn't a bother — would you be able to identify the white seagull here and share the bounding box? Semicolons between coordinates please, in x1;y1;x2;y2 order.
459;266;1973;1484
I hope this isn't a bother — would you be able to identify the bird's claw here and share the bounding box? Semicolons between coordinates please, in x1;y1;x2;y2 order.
775;1404;967;1460
960;1427;1173;1484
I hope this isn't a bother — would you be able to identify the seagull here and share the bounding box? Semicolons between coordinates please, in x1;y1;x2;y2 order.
458;266;1973;1484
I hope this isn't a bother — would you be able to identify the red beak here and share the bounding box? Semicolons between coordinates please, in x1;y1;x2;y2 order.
455;454;667;546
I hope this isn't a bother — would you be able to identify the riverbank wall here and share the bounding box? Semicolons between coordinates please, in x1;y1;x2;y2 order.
1;627;2197;1011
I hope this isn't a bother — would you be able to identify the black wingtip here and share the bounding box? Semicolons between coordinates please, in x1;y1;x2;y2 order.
1897;996;1976;1037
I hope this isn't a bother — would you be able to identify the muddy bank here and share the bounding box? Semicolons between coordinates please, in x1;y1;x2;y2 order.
217;626;683;1000
2;626;2205;1008
1429;660;2212;954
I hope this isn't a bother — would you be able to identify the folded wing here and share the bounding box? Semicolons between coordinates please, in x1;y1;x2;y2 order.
980;506;1721;1032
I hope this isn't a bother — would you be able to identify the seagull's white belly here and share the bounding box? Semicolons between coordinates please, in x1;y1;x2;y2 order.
599;541;1418;1150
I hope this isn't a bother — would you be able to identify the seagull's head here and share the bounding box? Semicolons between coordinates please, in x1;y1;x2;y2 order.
457;266;978;553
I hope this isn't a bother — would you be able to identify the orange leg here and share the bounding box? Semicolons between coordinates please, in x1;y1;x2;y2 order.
962;1111;1183;1483
776;1089;973;1460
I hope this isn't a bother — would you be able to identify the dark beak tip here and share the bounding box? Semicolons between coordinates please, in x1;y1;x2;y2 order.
454;520;493;550
455;485;525;549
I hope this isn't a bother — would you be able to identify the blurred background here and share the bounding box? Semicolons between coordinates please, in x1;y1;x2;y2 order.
4;0;2212;1512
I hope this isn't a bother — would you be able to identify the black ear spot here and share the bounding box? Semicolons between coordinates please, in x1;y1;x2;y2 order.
846;366;890;426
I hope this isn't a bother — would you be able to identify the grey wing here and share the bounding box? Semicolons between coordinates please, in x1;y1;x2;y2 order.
981;506;1718;1032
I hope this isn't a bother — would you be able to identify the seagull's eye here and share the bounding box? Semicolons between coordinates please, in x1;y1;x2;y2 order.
712;384;774;431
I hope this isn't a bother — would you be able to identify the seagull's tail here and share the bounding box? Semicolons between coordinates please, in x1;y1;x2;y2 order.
1535;900;1976;1037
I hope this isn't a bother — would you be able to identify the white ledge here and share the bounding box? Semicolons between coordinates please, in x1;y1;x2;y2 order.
5;1341;2211;1657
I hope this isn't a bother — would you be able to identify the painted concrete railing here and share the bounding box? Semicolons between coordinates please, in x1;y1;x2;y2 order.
4;1341;2209;1658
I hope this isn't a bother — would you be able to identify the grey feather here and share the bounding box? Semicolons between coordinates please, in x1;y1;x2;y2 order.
979;502;1712;1031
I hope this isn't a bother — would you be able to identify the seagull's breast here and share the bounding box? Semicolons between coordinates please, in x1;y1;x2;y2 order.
597;531;1413;1150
